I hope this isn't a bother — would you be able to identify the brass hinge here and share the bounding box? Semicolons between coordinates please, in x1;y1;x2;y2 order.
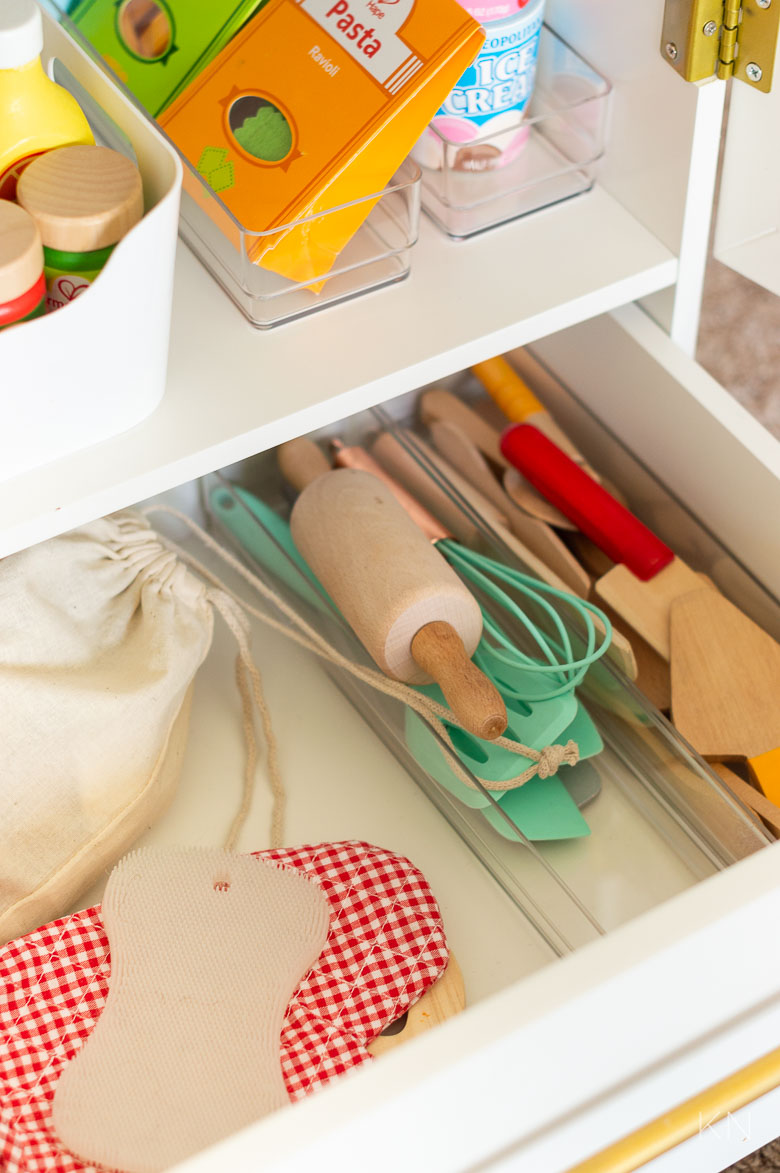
661;0;780;91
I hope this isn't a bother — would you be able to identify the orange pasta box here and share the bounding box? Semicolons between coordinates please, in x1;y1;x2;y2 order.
159;0;484;284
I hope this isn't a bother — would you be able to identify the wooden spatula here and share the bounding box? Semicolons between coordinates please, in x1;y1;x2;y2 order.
670;589;780;803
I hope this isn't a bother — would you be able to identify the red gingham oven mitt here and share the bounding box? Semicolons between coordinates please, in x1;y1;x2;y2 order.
0;840;449;1173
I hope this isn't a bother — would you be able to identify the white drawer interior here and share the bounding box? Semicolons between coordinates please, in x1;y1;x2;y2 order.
74;306;780;1005
11;304;778;1173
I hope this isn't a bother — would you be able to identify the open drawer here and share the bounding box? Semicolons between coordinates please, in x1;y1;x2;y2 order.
38;307;775;1173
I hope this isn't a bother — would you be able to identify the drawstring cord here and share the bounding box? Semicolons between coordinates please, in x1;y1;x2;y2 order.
140;504;582;846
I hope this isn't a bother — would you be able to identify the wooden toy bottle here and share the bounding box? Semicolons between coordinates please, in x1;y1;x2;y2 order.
0;0;94;200
0;201;46;330
17;145;144;311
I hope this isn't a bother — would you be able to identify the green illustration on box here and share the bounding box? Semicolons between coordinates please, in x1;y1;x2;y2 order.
196;146;235;192
69;0;270;116
232;101;292;163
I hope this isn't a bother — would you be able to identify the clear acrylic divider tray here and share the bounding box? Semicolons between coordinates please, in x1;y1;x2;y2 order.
176;156;421;328
54;6;423;328
200;384;771;958
414;25;611;239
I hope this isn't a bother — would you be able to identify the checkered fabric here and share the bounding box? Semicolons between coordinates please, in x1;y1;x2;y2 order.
1;841;449;1173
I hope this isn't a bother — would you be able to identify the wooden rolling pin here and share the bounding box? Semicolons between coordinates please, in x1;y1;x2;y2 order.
279;438;507;741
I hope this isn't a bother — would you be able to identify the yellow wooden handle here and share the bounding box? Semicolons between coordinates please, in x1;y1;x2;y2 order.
410;620;507;741
471;356;544;422
747;746;780;806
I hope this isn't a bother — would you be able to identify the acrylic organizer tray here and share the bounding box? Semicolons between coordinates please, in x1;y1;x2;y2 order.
200;390;770;954
414;25;611;240
173;157;421;328
54;12;422;329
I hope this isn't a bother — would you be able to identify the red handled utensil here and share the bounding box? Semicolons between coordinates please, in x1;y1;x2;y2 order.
499;423;712;660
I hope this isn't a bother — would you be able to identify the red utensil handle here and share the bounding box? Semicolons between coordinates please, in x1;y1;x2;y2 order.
499;424;674;581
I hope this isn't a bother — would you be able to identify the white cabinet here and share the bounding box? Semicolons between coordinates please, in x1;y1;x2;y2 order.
4;3;780;1172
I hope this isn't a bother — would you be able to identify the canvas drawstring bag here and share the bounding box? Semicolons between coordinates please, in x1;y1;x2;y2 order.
1;502;582;949
0;512;218;945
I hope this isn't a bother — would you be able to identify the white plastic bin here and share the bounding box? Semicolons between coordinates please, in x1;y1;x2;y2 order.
0;7;182;484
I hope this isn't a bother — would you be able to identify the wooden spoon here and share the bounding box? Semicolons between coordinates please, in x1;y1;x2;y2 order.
471;355;598;473
430;420;590;598
670;588;780;804
420;388;576;530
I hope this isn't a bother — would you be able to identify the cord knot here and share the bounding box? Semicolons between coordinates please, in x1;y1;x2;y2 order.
536;740;580;779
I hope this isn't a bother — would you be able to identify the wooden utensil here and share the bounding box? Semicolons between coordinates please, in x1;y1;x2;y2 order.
711;764;780;838
279;441;507;740
568;534;670;709
420;388;576;530
670;588;780;803
630;725;770;861
500;423;712;660
330;438;613;703
471;355;595;471
430;420;590;597
371;429;509;544
368;955;466;1057
370;429;637;681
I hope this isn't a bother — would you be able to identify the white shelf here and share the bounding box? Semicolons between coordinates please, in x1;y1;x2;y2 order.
0;184;675;558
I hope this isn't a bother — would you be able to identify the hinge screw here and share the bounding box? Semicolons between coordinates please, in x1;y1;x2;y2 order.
745;61;763;80
756;0;771;8
703;19;718;34
665;41;679;59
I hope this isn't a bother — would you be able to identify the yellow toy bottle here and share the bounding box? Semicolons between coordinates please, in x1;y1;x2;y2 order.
0;0;94;200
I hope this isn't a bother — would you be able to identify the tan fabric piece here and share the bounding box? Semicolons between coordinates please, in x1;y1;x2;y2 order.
52;847;330;1173
0;513;214;945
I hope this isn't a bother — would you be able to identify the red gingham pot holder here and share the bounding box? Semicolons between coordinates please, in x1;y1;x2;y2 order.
1;840;449;1173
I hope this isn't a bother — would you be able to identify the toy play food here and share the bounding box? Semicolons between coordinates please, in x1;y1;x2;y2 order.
0;201;45;330
17;144;144;310
70;0;269;117
0;0;94;200
159;0;484;284
413;0;545;172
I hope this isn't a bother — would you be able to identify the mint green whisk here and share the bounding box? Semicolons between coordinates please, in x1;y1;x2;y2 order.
332;440;612;702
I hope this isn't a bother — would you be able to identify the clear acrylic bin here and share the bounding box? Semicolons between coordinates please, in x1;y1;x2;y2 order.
200;387;771;956
175;158;422;329
414;25;611;239
54;7;422;329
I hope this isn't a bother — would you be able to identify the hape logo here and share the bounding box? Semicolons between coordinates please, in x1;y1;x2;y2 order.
325;1;381;55
304;0;419;87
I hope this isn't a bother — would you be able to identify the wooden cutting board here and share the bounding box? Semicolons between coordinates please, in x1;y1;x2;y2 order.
670;588;780;803
367;955;465;1056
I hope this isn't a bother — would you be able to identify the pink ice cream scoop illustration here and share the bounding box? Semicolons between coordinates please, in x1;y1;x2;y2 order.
413;0;544;172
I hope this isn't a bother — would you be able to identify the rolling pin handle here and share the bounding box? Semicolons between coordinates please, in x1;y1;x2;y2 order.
277;438;331;492
410;621;507;741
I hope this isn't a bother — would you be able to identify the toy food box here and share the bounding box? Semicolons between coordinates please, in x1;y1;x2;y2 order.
69;0;268;116
159;0;484;284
